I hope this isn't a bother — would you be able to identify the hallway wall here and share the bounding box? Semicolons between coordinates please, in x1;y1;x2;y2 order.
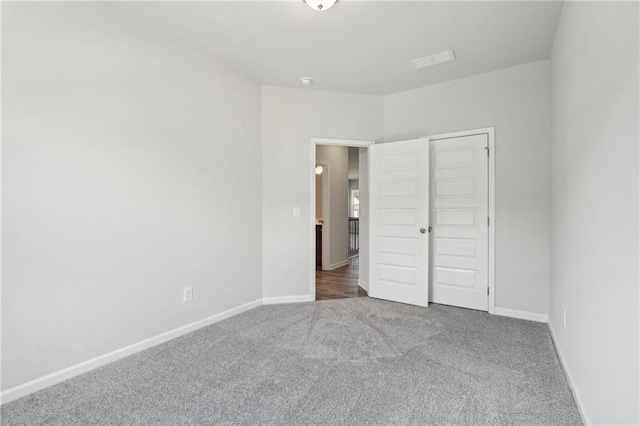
316;145;350;269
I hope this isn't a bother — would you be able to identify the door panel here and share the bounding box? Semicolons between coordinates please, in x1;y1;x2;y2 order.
430;134;489;311
369;138;429;307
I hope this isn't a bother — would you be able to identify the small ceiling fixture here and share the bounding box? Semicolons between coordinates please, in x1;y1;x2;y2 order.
301;77;313;86
411;50;456;70
303;0;338;11
315;165;324;175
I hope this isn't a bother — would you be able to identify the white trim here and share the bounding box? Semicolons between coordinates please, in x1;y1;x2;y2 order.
1;294;327;404
428;127;496;314
262;295;314;305
310;137;375;301
428;127;495;141
494;307;548;323
0;298;263;405
548;320;589;425
327;259;350;270
357;280;369;292
312;137;374;147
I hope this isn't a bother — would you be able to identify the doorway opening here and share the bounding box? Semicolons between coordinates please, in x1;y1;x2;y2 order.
310;138;374;301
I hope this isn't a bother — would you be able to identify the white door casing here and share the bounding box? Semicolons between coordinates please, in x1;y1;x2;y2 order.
310;138;374;300
369;138;430;307
429;133;489;311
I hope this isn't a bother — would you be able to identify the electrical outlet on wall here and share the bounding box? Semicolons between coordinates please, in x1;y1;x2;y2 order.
562;309;566;328
183;287;193;303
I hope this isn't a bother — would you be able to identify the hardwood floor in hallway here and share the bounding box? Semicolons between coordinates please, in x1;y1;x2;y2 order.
316;257;368;300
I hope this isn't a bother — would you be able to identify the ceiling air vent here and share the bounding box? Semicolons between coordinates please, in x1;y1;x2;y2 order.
411;50;456;70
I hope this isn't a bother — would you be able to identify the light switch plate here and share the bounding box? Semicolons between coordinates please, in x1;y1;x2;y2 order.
183;287;193;303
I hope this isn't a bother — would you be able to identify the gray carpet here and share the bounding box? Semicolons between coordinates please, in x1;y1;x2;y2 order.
1;298;582;425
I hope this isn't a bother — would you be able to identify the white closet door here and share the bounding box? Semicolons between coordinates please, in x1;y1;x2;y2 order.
430;134;489;311
369;138;430;307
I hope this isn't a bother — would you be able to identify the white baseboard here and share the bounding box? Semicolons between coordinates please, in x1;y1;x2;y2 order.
358;280;368;292
327;259;350;270
0;298;263;405
494;307;548;323
548;320;589;425
262;294;314;305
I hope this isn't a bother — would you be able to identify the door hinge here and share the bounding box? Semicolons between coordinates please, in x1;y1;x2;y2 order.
487;217;490;226
485;145;490;156
487;287;490;296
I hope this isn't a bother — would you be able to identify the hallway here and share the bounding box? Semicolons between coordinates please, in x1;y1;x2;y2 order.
315;257;368;301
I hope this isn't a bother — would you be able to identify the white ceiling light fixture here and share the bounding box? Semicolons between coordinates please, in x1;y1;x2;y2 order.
315;165;323;175
301;77;313;86
411;50;456;70
303;0;338;12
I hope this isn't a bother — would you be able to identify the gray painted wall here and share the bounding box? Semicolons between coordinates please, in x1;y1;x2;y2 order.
262;86;382;299
315;173;323;219
348;147;360;180
357;147;370;289
2;2;263;390
383;60;551;317
549;2;639;424
4;3;637;416
316;145;349;268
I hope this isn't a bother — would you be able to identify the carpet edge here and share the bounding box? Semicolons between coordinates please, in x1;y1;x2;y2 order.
0;298;263;405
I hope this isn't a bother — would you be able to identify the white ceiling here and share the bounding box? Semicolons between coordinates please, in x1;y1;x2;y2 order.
111;1;563;96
